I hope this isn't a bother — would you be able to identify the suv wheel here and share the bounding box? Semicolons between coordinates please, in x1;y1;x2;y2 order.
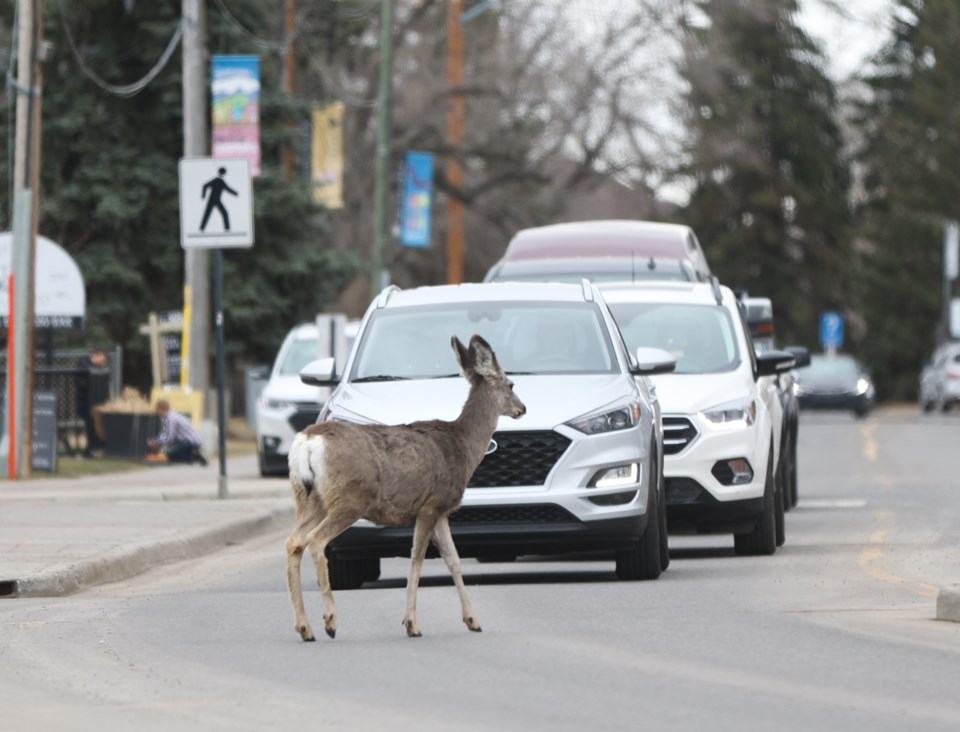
734;444;777;556
615;478;662;581
654;442;670;571
327;555;367;590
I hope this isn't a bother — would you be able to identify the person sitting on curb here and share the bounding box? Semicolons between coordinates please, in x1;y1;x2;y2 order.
148;399;208;466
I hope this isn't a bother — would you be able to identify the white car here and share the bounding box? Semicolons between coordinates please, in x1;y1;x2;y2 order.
919;341;960;412
599;281;795;555
298;281;675;588
256;323;329;476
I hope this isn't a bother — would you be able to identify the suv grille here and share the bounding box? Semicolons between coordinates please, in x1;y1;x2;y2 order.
288;409;321;433
450;504;578;524
468;431;571;488
662;416;698;455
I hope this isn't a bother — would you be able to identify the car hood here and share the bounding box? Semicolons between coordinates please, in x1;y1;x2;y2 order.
262;373;326;404
335;374;635;430
649;370;752;415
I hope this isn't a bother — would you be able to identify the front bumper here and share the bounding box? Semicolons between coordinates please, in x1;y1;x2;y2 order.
256;404;321;460
664;477;764;533
798;392;871;412
329;510;648;559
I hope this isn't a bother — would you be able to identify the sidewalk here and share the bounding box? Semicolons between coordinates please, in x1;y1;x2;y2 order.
0;454;293;598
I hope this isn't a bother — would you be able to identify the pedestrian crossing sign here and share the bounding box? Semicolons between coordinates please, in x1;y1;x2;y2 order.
178;157;254;249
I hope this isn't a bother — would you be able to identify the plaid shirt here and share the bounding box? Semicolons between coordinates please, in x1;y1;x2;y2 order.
155;410;202;448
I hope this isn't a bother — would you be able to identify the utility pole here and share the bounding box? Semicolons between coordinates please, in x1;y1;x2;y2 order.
11;0;44;478
446;0;465;285
370;0;395;302
182;0;210;404
281;0;297;176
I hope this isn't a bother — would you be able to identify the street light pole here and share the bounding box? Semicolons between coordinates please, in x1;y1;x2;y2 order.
182;0;210;403
370;0;395;302
446;0;465;285
11;0;44;478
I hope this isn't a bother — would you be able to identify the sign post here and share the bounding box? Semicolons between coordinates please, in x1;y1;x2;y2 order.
179;157;254;498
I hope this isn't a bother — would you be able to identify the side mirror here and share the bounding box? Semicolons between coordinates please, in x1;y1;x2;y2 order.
631;347;676;375
299;357;339;386
756;350;796;378
783;346;810;368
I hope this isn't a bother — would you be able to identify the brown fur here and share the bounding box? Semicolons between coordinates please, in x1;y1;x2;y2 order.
285;334;526;642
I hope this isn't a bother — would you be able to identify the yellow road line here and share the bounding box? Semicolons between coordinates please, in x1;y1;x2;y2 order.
856;527;939;598
861;422;878;462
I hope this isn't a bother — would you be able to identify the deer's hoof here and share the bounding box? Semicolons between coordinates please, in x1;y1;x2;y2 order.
465;617;482;633
403;619;422;638
323;614;336;639
325;627;336;639
298;624;316;642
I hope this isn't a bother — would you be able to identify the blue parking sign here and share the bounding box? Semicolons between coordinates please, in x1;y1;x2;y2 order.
820;311;844;349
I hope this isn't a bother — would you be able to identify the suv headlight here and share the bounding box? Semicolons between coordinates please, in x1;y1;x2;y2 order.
701;397;756;427
567;402;641;435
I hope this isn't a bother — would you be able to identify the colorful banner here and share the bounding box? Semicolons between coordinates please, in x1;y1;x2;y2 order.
212;55;261;176
400;152;434;247
312;102;344;209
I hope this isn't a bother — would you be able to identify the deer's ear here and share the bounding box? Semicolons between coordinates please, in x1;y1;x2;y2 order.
451;336;474;377
469;335;501;378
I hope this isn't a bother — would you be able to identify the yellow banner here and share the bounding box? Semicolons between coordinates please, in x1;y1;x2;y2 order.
312;102;344;209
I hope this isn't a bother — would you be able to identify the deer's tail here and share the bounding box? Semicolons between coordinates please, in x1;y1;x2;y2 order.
288;432;319;498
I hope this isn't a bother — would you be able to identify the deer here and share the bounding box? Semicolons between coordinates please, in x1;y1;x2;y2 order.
285;334;527;642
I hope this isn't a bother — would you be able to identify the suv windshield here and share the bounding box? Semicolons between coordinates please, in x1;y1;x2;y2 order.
798;355;860;382
279;337;319;375
352;302;618;379
607;302;740;374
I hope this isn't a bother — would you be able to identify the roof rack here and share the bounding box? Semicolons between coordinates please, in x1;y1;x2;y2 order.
375;285;401;309
580;278;594;301
709;276;723;306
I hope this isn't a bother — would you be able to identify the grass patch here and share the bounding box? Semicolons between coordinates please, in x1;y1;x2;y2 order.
45;456;147;479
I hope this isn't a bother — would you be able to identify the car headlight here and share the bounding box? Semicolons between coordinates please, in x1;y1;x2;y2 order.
263;397;294;410
567;402;641;435
856;378;869;395
701;397;756;427
792;382;803;396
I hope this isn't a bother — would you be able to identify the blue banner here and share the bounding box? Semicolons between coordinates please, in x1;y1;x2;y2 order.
400;152;434;247
211;55;261;175
819;311;844;349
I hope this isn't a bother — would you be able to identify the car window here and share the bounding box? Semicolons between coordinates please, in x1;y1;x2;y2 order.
798;356;860;380
607;302;740;374
352;302;618;379
279;337;319;375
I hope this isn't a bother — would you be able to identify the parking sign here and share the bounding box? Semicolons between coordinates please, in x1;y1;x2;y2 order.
820;311;844;350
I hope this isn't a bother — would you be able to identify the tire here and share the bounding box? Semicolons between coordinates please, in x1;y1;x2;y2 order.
655;443;670;571
921;400;935;414
734;443;777;556
774;459;786;548
362;557;381;583
327;555;367;590
615;480;662;581
789;454;799;509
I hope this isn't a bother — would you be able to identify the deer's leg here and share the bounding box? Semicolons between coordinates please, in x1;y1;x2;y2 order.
305;513;359;640
432;516;481;632
402;512;438;638
286;513;322;642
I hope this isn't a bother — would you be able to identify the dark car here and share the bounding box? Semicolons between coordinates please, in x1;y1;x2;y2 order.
794;354;875;418
483;256;698;284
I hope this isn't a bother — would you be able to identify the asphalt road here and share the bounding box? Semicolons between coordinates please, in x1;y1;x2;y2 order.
2;408;960;731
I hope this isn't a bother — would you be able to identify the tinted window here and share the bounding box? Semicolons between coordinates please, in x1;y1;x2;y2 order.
798;355;860;380
607;302;740;374
279;338;319;375
352;302;618;379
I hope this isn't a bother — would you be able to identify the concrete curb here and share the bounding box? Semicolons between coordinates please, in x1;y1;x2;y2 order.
936;585;960;623
12;504;294;598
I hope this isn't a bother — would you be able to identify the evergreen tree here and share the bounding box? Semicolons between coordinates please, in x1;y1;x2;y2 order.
0;0;357;388
679;0;852;347
855;0;960;399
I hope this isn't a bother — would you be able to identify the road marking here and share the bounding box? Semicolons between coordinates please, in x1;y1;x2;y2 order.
798;498;867;509
861;422;878;462
856;525;939;599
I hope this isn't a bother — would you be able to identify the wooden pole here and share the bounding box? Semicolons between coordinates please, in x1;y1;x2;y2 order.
446;0;465;285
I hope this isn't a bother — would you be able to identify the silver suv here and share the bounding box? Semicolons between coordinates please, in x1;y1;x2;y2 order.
299;282;674;588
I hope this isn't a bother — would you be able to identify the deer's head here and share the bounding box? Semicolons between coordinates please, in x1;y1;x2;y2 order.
451;335;526;419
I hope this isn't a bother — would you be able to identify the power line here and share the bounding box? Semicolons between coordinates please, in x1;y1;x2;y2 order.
55;0;183;98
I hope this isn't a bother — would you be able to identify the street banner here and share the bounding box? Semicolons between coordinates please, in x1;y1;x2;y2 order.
312;102;345;208
212;55;261;176
819;311;844;350
400;151;435;247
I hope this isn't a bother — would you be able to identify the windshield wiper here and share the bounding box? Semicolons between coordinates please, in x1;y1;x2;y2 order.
352;375;409;383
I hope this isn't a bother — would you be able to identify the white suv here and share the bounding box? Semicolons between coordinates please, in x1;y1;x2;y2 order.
600;282;795;555
299;282;675;587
